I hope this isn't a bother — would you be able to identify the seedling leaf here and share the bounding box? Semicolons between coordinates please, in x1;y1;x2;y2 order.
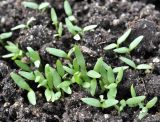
81;98;101;107
136;64;152;70
27;90;36;105
87;70;101;78
119;56;136;69
64;0;72;16
129;36;143;51
146;97;158;109
104;43;117;51
83;25;97;32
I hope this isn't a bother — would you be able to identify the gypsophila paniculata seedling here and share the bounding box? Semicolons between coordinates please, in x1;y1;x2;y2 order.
0;32;12;42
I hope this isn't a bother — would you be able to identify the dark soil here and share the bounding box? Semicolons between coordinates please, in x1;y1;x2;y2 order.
0;0;160;121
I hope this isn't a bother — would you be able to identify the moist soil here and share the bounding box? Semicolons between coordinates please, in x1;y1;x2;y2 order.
0;0;160;121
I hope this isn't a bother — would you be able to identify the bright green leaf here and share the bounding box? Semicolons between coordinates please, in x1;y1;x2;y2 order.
87;70;101;79
129;35;143;51
119;56;136;69
81;98;101;107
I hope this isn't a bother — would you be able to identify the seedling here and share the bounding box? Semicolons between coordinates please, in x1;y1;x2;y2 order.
11;17;36;31
64;0;76;21
65;18;97;40
104;28;143;54
51;8;63;37
15;60;31;72
138;97;158;120
119;56;152;70
2;41;23;60
22;1;50;11
81;95;118;108
10;72;36;105
26;47;41;68
0;32;12;42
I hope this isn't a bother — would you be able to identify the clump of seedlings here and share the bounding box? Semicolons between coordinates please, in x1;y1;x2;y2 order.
22;1;50;11
1;1;158;120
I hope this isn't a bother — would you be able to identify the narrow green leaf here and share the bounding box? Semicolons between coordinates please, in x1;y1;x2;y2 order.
129;35;143;51
0;32;12;40
117;28;131;45
87;70;101;79
53;70;62;89
102;99;119;108
73;59;80;72
51;91;61;102
46;47;68;58
22;2;39;9
146;97;158;109
73;72;83;85
82;82;91;88
94;57;103;72
131;84;136;97
39;2;49;10
81;98;101;107
104;43;117;51
74;45;86;71
11;24;26;31
51;8;58;27
45;88;52;101
136;64;152;70
58;22;63;37
83;25;97;32
27;90;36;105
63;66;73;75
45;64;54;89
19;71;35;81
15;60;31;71
107;66;115;83
65;18;76;35
56;60;65;77
116;67;123;84
10;72;30;91
90;79;97;96
113;47;129;54
113;66;129;73
64;0;72;16
119;56;136;69
126;96;146;107
138;107;148;120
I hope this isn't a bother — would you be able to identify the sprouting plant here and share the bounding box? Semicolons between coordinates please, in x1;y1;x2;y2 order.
51;8;63;37
15;60;32;72
81;95;118;109
104;29;144;54
2;41;23;60
138;97;158;120
10;72;36;105
11;17;36;31
64;0;76;22
0;32;12;42
65;18;97;40
119;56;152;70
26;47;41;68
22;1;50;11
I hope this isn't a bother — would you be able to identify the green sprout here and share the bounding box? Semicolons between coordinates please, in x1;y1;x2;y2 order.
81;95;118;109
11;17;36;31
2;41;23;60
51;8;63;37
10;72;36;105
22;1;50;11
104;28;144;54
0;32;12;42
64;0;76;21
65;18;97;40
119;56;152;70
26;47;41;68
138;97;158;120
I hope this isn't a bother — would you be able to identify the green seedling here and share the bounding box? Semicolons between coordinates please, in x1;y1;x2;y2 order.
22;1;50;11
104;29;144;54
64;0;76;21
11;17;36;31
26;47;41;68
10;72;36;105
2;41;23;60
65;18;97;40
15;60;31;72
81;95;118;108
0;32;12;42
138;97;158;120
119;56;152;70
51;8;63;37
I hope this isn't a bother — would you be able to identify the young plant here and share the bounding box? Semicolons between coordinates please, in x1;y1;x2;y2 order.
0;32;12;42
64;0;76;21
2;41;23;60
51;8;63;37
22;1;50;11
81;95;119;109
11;17;36;31
138;97;158;120
10;72;36;105
119;56;152;70
26;47;41;68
